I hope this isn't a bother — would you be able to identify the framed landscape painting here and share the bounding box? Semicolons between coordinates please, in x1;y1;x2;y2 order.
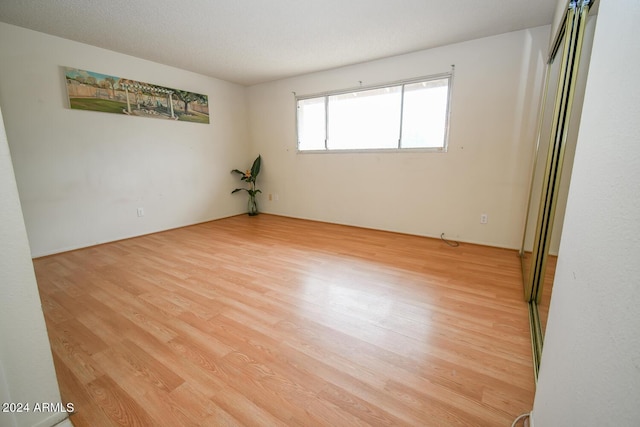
64;67;209;124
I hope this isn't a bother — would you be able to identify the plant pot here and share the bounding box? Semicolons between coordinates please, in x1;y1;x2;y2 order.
248;194;258;216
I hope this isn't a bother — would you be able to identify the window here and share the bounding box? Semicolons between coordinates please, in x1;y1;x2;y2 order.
296;73;452;152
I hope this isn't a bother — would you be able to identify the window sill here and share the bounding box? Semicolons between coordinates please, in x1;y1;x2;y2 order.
296;147;447;154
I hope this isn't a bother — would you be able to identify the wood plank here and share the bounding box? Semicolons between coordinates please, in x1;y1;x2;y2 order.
84;375;155;426
33;214;534;426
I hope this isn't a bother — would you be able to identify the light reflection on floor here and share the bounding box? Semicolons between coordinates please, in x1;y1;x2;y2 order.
295;252;433;352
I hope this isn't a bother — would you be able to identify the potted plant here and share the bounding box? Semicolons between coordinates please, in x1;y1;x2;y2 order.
231;155;262;216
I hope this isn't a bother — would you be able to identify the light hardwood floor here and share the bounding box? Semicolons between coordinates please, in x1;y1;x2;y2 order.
34;214;534;426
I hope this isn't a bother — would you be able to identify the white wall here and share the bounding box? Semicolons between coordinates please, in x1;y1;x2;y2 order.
0;105;66;427
0;22;551;253
532;1;640;425
0;23;250;256
247;26;549;249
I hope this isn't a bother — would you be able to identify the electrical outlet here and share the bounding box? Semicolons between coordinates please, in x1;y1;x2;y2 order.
137;207;144;217
274;194;279;201
480;213;488;224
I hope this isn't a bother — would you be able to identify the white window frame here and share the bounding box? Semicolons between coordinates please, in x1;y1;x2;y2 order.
295;72;453;153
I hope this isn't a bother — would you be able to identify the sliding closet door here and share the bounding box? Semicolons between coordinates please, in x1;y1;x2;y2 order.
520;0;596;378
520;36;566;301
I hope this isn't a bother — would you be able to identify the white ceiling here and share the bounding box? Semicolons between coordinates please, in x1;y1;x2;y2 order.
0;0;557;86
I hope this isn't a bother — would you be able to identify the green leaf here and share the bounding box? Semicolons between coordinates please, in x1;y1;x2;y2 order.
250;155;261;180
231;169;244;175
231;188;247;194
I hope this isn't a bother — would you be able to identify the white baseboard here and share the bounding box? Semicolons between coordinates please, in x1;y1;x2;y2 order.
32;413;71;427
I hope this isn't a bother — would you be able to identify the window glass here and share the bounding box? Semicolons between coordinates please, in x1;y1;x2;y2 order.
297;97;326;151
401;79;449;148
327;86;401;150
297;74;451;152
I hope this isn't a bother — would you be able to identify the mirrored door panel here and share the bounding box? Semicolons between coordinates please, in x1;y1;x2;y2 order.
538;14;596;337
520;0;597;378
520;36;566;296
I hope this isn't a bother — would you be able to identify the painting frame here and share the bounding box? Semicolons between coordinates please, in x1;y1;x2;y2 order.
64;67;209;124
